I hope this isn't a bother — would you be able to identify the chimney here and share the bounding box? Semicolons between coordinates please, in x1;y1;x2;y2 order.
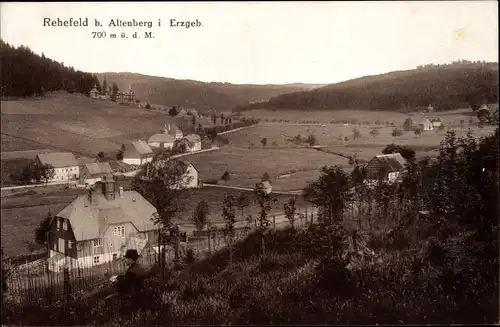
119;186;124;198
102;175;116;201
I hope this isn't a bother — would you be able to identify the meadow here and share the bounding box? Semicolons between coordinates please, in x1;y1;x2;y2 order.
184;146;350;191
0;92;185;156
0;183;308;258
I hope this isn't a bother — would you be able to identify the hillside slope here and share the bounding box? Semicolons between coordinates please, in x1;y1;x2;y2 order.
239;61;499;112
95;72;324;113
0;91;187;156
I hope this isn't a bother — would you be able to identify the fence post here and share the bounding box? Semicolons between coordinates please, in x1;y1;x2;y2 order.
273;215;276;231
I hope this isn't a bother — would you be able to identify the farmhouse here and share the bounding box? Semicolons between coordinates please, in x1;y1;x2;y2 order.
89;84;100;99
419;118;433;131
122;140;154;165
36;152;80;182
164;124;184;140
79;162;113;187
148;133;175;149
46;176;159;271
183;134;202;152
148;159;200;189
364;153;407;184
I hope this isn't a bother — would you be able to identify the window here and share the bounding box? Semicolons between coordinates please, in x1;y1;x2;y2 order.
93;256;100;264
58;238;65;254
62;220;68;231
68;242;72;249
57;219;62;231
93;238;103;247
113;225;125;237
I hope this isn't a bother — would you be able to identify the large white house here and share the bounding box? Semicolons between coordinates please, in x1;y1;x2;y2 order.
36;152;80;182
47;176;159;271
122;140;154;166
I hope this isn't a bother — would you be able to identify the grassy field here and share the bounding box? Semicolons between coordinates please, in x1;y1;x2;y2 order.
0;92;187;156
0;183;308;258
184;146;349;191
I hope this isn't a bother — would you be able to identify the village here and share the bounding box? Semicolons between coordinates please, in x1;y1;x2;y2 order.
1;2;498;324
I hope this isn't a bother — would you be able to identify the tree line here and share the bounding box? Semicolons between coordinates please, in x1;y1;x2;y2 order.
1;39;101;97
238;61;499;112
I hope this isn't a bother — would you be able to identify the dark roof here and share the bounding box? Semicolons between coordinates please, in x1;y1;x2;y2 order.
365;153;407;173
37;152;78;168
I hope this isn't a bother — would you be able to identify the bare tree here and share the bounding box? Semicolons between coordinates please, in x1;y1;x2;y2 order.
255;188;277;259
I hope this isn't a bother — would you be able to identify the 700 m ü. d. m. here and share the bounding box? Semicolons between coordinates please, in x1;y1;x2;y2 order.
92;31;153;38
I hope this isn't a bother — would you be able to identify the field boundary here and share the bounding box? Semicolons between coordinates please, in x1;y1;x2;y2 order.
218;124;258;135
1;180;77;191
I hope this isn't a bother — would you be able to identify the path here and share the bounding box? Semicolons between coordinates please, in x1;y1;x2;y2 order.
1;180;77;191
217;124;257;135
201;183;302;195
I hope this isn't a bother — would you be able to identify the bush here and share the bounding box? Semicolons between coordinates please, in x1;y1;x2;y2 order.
391;128;403;137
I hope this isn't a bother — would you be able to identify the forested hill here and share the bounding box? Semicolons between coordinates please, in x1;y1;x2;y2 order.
95;72;324;113
237;61;499;112
1;40;101;97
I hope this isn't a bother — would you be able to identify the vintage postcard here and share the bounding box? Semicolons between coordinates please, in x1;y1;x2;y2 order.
0;1;498;325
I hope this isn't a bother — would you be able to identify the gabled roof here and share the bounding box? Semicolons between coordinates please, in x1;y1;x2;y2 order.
84;162;113;177
131;140;153;156
184;134;201;143
148;133;175;143
369;153;407;172
37;152;78;168
56;189;158;241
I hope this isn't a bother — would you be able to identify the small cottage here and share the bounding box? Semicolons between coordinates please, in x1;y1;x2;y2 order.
122;140;154;166
430;118;443;128
79;162;113;187
89;85;100;99
419;118;433;131
364;153;407;184
148;133;175;149
183;134;202;152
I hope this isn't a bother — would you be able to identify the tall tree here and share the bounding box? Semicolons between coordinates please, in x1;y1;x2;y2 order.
302;166;352;225
284;197;297;228
192;200;210;232
102;78;108;94
222;194;237;266
255;188;277;258
35;210;53;245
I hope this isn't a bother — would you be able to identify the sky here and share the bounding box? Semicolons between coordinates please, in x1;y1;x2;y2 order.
1;1;498;85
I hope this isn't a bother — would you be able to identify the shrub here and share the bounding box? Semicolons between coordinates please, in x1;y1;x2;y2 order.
391;128;403;137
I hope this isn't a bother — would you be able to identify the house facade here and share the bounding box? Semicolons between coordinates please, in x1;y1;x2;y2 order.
47;177;159;271
36;152;80;182
122;140;154;166
79;162;113;186
364;153;407;184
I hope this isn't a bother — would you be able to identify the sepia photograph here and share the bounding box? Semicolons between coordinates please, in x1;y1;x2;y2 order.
0;1;498;325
